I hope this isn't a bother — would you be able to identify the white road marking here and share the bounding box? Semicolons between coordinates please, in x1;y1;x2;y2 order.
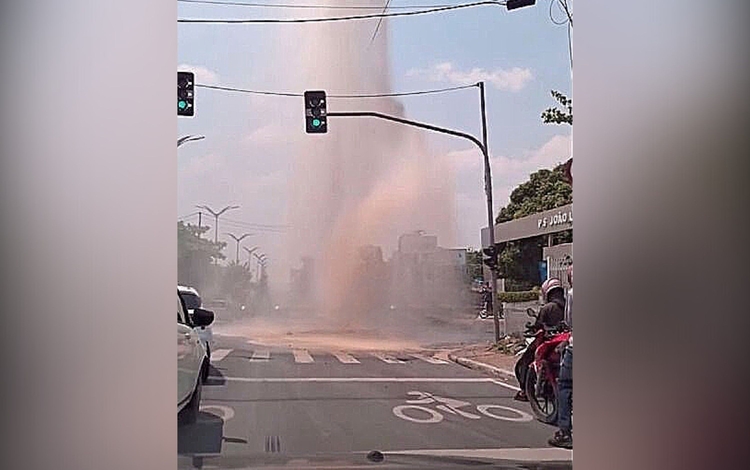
392;405;443;424
293;349;314;363
372;353;406;364
332;352;360;364
199;405;235;421
476;404;533;422
251;350;270;361
388;448;572;462
210;349;232;362
222;377;507;383
410;353;448;364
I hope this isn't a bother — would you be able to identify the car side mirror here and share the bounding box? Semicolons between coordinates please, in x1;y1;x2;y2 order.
192;308;214;327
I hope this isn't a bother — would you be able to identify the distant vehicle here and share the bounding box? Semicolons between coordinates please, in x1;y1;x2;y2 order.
178;285;213;364
203;298;228;311
177;292;213;425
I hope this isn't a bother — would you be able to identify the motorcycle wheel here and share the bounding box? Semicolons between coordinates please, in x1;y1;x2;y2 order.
525;366;558;425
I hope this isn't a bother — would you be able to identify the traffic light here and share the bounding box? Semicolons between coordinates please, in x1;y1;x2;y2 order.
482;246;498;270
304;90;327;134
562;158;573;185
506;0;536;11
178;71;194;117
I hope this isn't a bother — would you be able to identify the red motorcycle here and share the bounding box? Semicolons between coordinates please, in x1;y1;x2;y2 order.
522;309;571;424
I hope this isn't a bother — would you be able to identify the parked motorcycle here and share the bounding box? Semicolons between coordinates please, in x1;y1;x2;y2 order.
522;307;571;424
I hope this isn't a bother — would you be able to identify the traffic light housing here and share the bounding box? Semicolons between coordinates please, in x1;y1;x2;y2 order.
178;71;194;117
482;246;498;270
562;157;573;185
304;90;327;134
506;0;536;11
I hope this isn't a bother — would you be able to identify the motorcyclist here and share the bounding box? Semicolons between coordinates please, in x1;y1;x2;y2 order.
549;264;573;448
513;277;566;402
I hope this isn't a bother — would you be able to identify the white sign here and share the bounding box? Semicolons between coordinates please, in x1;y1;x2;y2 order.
538;209;573;229
391;391;532;424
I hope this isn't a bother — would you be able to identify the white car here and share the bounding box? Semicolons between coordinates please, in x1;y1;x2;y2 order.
177;291;213;425
178;285;213;365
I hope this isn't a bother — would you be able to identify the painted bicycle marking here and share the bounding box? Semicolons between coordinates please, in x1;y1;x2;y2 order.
392;391;533;424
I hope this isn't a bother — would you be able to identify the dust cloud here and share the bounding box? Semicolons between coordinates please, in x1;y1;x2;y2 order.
219;1;474;348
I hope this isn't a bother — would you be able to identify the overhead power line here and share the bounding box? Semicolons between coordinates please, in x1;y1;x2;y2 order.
370;0;393;44
178;0;505;23
196;82;477;98
178;211;200;220
178;0;453;9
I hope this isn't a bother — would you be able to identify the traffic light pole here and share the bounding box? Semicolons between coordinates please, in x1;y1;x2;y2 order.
328;92;503;342
478;82;502;342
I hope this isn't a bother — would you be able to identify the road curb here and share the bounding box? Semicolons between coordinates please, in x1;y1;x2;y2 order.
448;353;516;379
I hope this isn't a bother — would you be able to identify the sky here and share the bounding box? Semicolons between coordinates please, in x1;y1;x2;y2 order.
177;0;572;274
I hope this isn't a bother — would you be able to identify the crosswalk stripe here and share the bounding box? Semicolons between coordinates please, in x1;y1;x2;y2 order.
251;350;270;361
372;353;405;364
293;349;314;363
210;349;233;362
332;352;360;364
410;353;448;364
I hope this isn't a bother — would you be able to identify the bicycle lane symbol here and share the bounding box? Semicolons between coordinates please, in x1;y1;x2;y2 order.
391;391;533;424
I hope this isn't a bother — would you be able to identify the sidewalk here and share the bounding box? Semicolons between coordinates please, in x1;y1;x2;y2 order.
447;342;523;391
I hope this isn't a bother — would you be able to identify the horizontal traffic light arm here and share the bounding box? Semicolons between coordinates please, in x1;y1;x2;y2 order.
327;111;486;157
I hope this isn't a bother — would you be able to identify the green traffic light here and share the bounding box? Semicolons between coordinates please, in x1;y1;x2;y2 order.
178;100;187;110
312;118;321;127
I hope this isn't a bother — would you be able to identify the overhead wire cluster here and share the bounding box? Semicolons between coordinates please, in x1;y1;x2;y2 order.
177;0;507;24
548;0;572;68
177;0;454;9
195;82;477;99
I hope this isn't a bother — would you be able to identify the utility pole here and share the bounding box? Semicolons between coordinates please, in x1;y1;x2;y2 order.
195;204;240;244
227;233;253;264
479;82;502;341
198;211;202;228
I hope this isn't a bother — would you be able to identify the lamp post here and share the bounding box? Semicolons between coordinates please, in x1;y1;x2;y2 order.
177;135;205;148
195;204;240;244
227;233;253;264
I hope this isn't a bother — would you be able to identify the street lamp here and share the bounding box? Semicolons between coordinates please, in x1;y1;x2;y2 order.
178;135;205;148
253;252;267;280
195;204;240;244
243;246;259;264
227;233;253;264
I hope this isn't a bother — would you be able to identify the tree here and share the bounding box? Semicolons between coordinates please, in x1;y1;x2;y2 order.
466;249;484;281
495;165;572;290
222;261;254;307
496;165;572;224
541;90;572;125
178;221;226;292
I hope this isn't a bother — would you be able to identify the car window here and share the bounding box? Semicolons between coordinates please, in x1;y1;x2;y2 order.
177;296;187;325
180;292;202;310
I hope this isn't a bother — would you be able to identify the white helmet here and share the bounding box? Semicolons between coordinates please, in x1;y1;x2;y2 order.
541;278;563;301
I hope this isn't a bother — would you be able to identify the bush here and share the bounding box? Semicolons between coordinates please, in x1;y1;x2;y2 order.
504;279;537;292
498;290;539;303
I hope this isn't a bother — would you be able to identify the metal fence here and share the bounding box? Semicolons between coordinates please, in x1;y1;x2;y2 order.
542;243;572;289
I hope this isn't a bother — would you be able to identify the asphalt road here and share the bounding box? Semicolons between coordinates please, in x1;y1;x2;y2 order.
178;333;572;469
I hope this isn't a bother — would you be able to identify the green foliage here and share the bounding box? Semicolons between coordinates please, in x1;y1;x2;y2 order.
541;90;572;125
494;161;573;289
222;261;254;305
498;289;539;303
496;165;572;224
178;221;226;291
466;248;484;282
